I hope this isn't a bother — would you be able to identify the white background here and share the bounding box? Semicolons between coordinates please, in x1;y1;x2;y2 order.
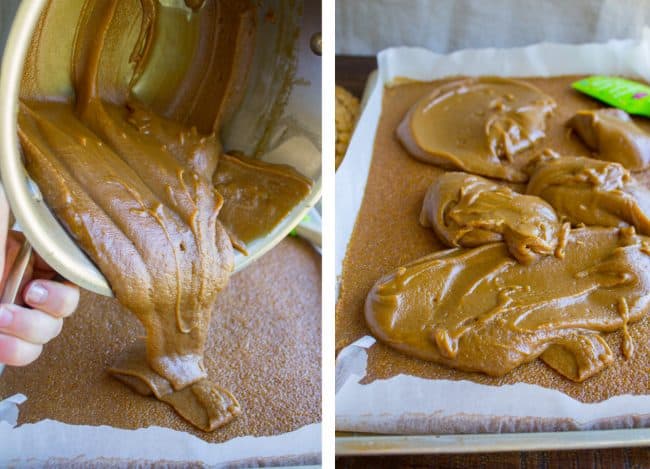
336;0;650;55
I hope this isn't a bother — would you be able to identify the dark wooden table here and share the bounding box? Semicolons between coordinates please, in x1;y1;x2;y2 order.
335;54;650;469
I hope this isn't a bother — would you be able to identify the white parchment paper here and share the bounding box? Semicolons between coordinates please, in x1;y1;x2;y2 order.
0;388;320;465
0;420;320;466
0;394;25;427
336;30;650;434
0;408;320;466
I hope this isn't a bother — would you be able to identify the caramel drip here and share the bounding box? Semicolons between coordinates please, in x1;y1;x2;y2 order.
554;222;570;259
106;178;186;334
618;297;634;359
185;0;206;12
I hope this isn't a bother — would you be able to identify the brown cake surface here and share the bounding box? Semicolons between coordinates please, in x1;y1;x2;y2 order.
336;75;650;403
1;237;321;443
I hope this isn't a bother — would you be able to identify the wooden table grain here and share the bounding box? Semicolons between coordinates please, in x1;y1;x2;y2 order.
336;447;650;468
335;54;650;469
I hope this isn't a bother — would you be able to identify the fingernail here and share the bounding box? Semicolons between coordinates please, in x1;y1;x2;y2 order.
0;307;12;327
26;283;48;305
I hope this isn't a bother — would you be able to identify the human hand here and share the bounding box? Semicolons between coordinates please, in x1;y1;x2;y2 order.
0;190;80;366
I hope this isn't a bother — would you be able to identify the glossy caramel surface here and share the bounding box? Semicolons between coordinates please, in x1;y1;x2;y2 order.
527;155;650;235
420;171;564;265
397;77;556;182
568;108;650;171
366;227;650;382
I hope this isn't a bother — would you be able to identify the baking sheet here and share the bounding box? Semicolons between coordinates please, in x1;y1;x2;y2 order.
336;30;650;435
336;428;650;455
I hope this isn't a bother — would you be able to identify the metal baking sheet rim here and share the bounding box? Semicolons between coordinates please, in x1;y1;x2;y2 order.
335;69;650;456
336;428;650;455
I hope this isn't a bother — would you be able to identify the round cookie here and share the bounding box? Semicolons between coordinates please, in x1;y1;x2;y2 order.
335;86;360;169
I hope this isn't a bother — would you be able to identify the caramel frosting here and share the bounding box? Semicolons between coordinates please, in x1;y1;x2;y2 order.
185;0;206;10
338;76;650;402
419;171;565;265
214;153;312;245
568;108;650;171
397;77;556;182
16;0;310;432
527;155;650;235
363;77;650;385
365;227;650;382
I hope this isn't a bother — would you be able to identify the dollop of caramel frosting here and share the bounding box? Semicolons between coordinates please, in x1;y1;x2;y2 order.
527;155;650;235
420;172;565;265
568;108;650;171
397;77;556;182
366;227;650;382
